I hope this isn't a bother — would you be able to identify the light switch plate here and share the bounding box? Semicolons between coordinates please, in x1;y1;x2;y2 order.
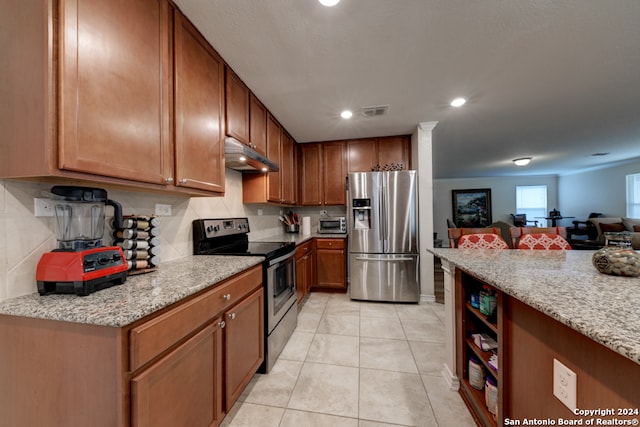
155;204;172;216
553;358;577;411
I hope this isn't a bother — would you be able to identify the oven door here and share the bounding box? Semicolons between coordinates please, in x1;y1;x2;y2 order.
266;249;297;333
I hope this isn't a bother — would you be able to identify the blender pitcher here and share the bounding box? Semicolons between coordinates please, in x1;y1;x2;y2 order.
48;186;123;250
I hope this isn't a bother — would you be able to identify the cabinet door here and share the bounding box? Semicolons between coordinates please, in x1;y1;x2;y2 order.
295;253;307;304
249;94;267;155
174;11;225;193
377;136;411;170
59;0;171;184
281;131;296;205
299;143;322;206
347;139;377;173
266;113;282;203
225;288;264;411
131;321;224;427
323;141;347;205
315;248;346;290
225;66;250;145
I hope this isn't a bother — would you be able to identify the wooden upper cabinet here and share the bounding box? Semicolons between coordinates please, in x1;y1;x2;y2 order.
323;141;347;205
299;144;322;206
174;11;225;193
249;94;267;155
281;132;296;205
346;135;412;174
347;139;377;173
225;66;250;145
266;113;282;203
377;135;411;170
58;0;172;184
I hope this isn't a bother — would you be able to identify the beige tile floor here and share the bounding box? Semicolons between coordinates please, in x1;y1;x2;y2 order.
222;293;477;427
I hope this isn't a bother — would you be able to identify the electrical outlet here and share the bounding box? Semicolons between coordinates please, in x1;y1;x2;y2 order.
257;208;263;216
34;198;55;217
155;203;172;216
553;358;577;411
320;209;328;215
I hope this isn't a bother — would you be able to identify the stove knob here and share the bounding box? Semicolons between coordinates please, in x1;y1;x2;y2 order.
206;225;213;233
213;225;220;232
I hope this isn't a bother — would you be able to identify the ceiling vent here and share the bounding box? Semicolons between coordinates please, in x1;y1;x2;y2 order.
361;105;389;117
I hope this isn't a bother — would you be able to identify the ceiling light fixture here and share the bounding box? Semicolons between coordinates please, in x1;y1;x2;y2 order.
450;97;467;107
319;0;340;6
513;157;532;166
340;110;353;119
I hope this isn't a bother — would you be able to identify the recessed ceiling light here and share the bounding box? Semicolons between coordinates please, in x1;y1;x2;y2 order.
340;110;353;119
319;0;340;6
261;167;268;172
513;157;532;166
450;97;467;107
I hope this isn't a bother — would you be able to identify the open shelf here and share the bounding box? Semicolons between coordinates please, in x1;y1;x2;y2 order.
466;302;497;334
466;338;498;375
460;379;497;427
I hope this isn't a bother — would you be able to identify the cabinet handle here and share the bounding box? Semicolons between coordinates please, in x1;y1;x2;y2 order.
228;313;236;320
165;177;174;184
179;178;188;184
218;320;226;329
223;294;231;301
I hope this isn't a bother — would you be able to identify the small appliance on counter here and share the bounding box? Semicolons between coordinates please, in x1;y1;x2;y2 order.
36;186;128;296
318;216;346;234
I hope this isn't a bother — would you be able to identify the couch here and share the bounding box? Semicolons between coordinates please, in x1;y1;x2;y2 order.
588;217;640;249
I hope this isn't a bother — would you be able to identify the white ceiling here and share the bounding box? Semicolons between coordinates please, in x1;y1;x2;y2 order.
173;0;640;179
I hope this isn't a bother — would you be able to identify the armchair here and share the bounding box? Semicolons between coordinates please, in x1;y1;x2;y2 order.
566;213;602;240
510;213;539;227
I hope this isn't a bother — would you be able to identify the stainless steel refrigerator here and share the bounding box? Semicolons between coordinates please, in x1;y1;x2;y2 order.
347;171;419;302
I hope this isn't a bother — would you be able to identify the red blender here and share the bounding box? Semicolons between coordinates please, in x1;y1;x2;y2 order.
36;186;128;296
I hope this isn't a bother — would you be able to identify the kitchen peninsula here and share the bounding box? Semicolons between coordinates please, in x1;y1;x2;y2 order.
430;248;640;426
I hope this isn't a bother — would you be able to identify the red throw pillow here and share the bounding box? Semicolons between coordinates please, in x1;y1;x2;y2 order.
600;222;625;233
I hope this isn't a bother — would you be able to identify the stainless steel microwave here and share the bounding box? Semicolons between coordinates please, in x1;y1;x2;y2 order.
318;217;347;234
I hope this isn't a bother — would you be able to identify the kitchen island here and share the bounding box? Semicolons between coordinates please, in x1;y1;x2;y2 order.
430;248;640;427
0;255;264;427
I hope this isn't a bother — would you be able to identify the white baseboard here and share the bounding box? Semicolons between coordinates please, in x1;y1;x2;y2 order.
441;363;460;391
420;294;436;302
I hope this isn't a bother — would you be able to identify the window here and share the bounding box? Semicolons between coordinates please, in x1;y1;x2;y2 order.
626;173;640;218
516;185;547;221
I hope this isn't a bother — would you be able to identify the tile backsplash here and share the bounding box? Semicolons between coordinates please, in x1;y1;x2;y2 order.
0;171;345;301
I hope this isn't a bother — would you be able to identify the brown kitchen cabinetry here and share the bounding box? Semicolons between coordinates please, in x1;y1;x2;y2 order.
249;94;268;155
174;10;225;193
314;238;347;292
0;265;263;427
347;135;411;173
224;287;264;411
295;240;315;304
455;269;503;427
1;0;227;196
225;66;250;146
299;142;347;206
242;113;297;205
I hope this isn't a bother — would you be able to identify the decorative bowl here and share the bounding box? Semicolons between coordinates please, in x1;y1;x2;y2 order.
592;247;640;277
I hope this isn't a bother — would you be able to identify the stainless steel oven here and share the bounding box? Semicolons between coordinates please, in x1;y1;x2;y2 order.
192;218;298;373
264;247;297;371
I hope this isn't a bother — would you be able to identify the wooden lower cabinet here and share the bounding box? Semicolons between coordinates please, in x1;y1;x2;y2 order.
131;321;224;427
295;240;315;303
0;265;263;427
314;238;346;292
224;288;264;411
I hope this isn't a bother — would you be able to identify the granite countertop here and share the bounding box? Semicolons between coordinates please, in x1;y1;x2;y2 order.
0;256;264;328
430;248;640;365
252;232;347;245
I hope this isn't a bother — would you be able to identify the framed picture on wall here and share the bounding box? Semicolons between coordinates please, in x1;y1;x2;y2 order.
452;188;492;227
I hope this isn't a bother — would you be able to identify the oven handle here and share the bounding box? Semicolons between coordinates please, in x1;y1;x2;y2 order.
267;248;297;266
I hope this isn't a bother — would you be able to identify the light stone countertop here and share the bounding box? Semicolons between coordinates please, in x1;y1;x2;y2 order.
0;256;264;328
430;248;640;365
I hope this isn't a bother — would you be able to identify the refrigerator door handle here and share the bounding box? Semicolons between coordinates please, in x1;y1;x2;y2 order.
354;256;415;262
379;184;387;248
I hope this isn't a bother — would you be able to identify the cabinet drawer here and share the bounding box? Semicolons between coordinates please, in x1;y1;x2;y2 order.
129;265;262;371
315;238;345;250
296;241;313;257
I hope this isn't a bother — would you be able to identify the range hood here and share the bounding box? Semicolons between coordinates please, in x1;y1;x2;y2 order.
224;137;279;172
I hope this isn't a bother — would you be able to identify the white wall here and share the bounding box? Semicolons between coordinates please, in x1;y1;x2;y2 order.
559;158;640;218
433;175;559;247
